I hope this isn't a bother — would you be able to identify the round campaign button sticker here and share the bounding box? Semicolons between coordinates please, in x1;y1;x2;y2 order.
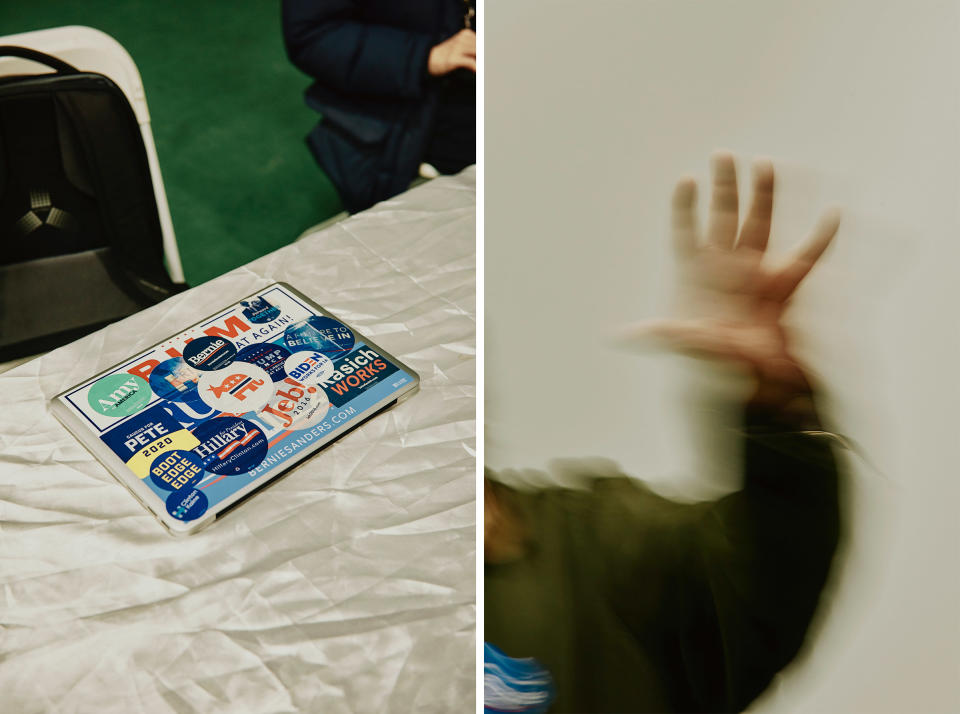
196;362;273;414
283;316;354;357
261;380;330;431
148;357;203;404
182;336;238;372
149;450;205;492
165;487;208;522
88;374;152;418
190;416;267;475
236;342;291;382
283;350;334;386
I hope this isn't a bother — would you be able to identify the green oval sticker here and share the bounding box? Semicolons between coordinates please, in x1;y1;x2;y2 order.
88;374;152;417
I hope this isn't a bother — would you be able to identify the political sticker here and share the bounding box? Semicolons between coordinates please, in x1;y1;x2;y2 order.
148;357;204;404
241;296;281;324
101;403;202;479
283;316;354;357
152;399;220;433
196;362;273;413
182;336;238;372
191;416;267;475
283;350;334;386
149;450;205;492
236;342;291;382
87;374;152;418
258;377;330;431
320;346;400;408
165;487;208;522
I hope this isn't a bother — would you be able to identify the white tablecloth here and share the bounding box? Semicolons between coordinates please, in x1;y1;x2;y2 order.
0;169;476;714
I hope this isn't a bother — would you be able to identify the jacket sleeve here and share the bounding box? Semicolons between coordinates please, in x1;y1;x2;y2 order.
281;0;436;98
599;383;843;712
667;395;844;712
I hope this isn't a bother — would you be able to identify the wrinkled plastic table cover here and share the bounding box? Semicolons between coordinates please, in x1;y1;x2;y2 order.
0;169;476;713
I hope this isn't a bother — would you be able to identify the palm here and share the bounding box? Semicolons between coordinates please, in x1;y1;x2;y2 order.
633;153;839;379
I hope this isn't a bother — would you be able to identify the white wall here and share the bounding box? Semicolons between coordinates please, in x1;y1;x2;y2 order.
485;2;960;711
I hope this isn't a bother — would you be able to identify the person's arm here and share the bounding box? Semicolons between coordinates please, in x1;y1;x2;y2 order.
614;153;845;711
281;0;432;97
281;0;475;98
669;373;842;711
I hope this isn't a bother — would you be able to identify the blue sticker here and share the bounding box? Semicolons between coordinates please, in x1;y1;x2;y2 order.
191;416;267;475
241;296;281;324
284;316;354;357
148;357;204;404
236;342;291;382
101;403;184;462
165;487;208;522
182;335;238;372
149;450;205;492
155;399;220;433
320;346;400;407
483;643;554;713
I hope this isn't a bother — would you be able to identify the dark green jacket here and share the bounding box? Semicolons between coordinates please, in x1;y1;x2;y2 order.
485;403;843;713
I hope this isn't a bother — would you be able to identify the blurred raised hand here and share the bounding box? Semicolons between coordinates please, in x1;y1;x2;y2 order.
622;152;840;385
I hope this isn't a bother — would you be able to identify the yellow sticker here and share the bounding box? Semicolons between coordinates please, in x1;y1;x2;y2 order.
125;428;201;478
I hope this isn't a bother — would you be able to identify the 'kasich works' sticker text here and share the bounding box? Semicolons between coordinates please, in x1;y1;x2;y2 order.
191;416;267;475
322;347;400;407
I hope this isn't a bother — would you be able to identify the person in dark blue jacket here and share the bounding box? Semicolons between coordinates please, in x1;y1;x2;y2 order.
282;0;476;213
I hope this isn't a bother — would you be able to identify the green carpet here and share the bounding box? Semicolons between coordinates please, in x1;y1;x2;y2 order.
2;2;343;286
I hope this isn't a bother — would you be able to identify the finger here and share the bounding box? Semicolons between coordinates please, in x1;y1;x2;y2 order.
613;319;739;361
457;57;477;72
459;29;477;49
764;207;841;302
671;177;699;258
614;319;724;352
706;151;739;250
736;159;774;254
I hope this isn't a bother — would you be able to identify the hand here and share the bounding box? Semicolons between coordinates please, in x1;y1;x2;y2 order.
621;152;840;385
428;29;476;76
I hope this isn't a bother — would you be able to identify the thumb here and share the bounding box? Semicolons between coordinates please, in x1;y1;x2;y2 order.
608;319;688;351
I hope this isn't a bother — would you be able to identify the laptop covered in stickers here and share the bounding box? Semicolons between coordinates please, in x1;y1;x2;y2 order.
50;282;420;535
